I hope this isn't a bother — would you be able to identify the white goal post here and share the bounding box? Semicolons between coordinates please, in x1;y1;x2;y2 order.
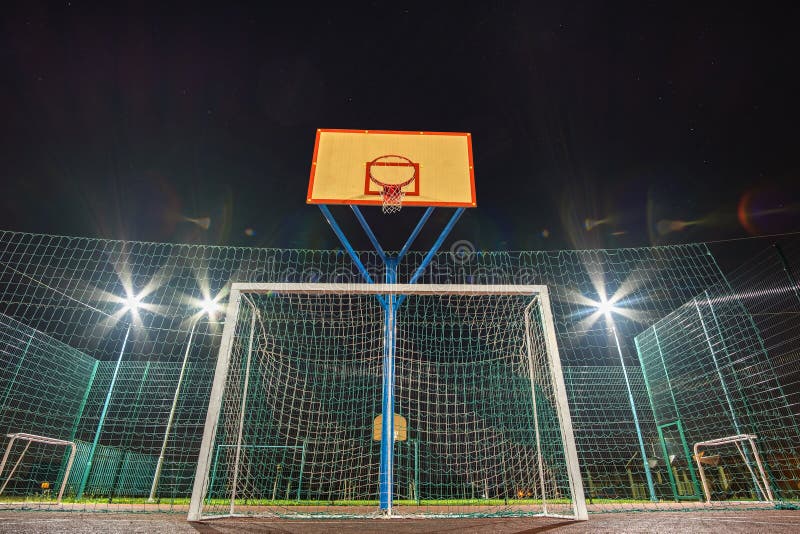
0;433;78;504
188;283;587;521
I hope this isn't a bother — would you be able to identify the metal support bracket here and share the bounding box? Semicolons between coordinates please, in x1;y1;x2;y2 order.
317;204;465;512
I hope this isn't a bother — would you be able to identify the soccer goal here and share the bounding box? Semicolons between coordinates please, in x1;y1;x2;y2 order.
188;283;586;521
693;434;774;503
0;433;77;504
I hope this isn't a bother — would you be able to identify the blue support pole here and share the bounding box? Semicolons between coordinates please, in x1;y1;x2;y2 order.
407;208;464;286
351;206;387;262
397;207;435;262
379;257;398;513
316;204;467;514
77;322;131;499
318;205;378;286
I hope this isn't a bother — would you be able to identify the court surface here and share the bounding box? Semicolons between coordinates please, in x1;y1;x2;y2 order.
1;510;800;533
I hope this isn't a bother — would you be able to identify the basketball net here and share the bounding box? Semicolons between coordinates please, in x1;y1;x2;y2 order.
368;154;417;215
380;185;405;214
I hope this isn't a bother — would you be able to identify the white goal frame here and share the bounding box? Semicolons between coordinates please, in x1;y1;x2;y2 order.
0;433;78;504
188;283;587;521
693;434;773;503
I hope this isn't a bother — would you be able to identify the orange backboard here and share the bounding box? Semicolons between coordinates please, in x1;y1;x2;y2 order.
307;129;476;208
373;413;407;441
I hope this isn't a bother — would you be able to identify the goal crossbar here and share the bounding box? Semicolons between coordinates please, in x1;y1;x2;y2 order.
228;282;551;295
0;433;78;504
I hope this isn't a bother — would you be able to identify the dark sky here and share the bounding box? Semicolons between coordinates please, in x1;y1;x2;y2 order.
1;2;798;252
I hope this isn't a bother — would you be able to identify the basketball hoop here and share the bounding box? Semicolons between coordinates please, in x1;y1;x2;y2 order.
367;155;417;214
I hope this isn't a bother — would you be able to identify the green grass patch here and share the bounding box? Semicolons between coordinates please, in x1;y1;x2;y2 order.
0;495;576;507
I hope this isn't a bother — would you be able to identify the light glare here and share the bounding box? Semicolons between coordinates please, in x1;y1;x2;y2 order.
200;297;220;315
123;294;142;313
597;299;616;317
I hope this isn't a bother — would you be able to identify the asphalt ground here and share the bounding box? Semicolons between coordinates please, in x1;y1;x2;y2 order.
1;510;800;533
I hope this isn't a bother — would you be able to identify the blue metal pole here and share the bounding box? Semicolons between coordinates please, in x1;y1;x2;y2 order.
379;258;398;513
611;321;658;502
407;208;464;286
318;205;378;285
77;322;131;499
397;207;435;262
315;204;466;513
350;206;387;262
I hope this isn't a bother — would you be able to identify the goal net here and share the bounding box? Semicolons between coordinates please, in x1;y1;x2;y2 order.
189;283;586;520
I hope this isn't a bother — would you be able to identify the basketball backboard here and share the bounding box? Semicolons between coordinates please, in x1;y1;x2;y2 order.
307;129;476;208
373;413;407;441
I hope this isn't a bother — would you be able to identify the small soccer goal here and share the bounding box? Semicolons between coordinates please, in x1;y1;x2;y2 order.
0;433;77;504
188;283;586;521
693;434;774;503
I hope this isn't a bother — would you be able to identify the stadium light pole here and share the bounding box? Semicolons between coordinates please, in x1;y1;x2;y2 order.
149;297;222;502
76;294;141;500
599;300;659;502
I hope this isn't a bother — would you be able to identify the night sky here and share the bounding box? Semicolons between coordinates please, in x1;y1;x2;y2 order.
1;2;798;252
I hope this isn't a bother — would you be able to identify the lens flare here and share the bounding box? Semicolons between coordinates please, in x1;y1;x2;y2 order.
737;188;796;236
183;216;211;230
656;219;703;236
585;217;612;231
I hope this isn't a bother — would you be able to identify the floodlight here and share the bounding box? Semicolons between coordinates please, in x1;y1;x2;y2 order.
200;297;220;316
123;294;142;313
597;299;617;317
